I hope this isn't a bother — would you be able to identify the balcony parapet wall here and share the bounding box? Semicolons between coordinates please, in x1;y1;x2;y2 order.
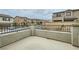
0;25;79;48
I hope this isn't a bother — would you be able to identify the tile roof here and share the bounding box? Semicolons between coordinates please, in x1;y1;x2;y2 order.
0;14;12;18
53;9;79;14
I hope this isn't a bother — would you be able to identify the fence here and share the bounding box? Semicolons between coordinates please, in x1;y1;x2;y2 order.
41;24;72;32
0;25;30;34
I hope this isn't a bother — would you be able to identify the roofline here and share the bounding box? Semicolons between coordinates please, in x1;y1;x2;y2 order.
29;18;49;21
0;16;13;18
53;9;79;14
15;16;29;19
15;16;27;18
0;14;13;18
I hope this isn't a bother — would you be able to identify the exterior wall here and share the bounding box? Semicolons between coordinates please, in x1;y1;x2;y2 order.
0;17;3;21
35;29;71;43
52;10;79;22
0;17;14;23
32;20;37;25
15;17;49;26
73;11;79;22
0;17;14;27
52;13;64;22
15;17;27;26
29;19;49;25
71;25;79;47
27;20;32;25
10;18;14;22
42;22;78;33
0;26;79;47
0;26;72;47
0;29;31;47
30;26;35;36
53;17;63;21
43;22;77;26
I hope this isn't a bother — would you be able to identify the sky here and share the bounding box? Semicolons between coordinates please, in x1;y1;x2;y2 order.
0;9;65;20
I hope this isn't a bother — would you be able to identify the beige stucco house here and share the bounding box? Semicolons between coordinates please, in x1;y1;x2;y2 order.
44;9;79;25
52;9;79;23
14;16;28;26
42;9;79;32
29;18;49;25
15;16;49;26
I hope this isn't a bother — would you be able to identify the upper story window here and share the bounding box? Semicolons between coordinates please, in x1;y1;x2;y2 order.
3;17;10;21
53;13;61;17
53;14;56;17
66;12;71;16
3;17;6;21
61;13;65;16
56;13;61;17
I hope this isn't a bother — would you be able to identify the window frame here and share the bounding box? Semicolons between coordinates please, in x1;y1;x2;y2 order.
66;11;71;16
2;17;10;21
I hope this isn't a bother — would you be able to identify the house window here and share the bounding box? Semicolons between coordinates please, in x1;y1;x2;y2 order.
53;14;57;17
53;20;62;22
3;17;10;21
8;18;10;21
66;12;71;16
3;17;6;21
56;13;61;17
61;13;65;16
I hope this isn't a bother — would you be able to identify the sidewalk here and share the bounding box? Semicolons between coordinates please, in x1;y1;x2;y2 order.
0;36;79;50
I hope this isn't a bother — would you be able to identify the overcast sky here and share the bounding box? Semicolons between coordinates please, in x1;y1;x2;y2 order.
0;9;65;20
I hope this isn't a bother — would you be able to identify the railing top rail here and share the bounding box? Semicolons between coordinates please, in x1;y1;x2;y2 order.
43;24;72;26
43;23;79;26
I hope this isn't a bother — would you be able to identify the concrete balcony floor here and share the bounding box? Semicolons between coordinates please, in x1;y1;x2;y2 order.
0;36;79;50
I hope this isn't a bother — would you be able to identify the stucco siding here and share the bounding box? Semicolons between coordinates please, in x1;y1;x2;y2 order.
0;17;3;21
35;29;71;43
0;29;31;47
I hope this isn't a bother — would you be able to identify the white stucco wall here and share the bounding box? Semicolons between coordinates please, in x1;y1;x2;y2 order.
0;17;3;21
71;26;79;46
35;29;71;43
0;29;31;47
0;26;78;48
10;18;14;23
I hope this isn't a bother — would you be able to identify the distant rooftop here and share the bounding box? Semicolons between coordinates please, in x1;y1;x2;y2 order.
15;16;28;19
0;14;12;18
53;9;79;14
15;16;49;21
29;18;49;21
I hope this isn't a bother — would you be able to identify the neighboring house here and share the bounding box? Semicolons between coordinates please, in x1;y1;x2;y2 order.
52;9;79;23
29;18;49;25
29;18;42;25
43;9;79;32
0;14;14;27
14;16;29;26
15;16;49;26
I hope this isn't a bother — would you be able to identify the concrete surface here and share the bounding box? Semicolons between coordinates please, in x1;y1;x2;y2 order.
0;36;79;50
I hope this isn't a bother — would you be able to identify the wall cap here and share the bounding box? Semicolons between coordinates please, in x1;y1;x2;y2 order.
72;24;79;27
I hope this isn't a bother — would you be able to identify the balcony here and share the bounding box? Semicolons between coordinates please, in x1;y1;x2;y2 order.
64;16;78;20
0;25;79;50
53;16;78;22
53;17;63;21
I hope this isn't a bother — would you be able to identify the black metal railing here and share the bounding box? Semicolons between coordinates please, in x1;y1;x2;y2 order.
0;25;30;34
